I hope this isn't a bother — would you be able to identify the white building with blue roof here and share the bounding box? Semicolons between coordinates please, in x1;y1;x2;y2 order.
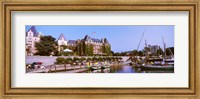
26;26;42;56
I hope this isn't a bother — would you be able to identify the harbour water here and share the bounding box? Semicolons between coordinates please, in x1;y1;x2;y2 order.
82;65;174;73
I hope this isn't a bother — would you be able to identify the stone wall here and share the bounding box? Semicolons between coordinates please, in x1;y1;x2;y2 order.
26;56;58;65
26;56;86;65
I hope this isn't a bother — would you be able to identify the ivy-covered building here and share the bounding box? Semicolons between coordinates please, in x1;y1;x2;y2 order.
57;34;111;56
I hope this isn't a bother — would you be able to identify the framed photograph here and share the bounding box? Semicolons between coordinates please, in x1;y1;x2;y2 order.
25;25;175;74
1;0;199;98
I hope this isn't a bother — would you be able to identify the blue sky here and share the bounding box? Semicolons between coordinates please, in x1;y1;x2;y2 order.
26;25;174;52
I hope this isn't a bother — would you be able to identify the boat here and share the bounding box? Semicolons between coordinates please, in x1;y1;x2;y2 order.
90;66;101;70
139;37;174;70
101;65;111;69
106;65;110;68
164;57;174;66
92;69;102;73
134;64;141;68
140;56;174;70
101;65;106;69
140;60;174;70
140;65;174;70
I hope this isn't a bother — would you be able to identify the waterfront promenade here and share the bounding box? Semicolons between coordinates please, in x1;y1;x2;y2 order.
26;62;122;73
26;65;88;73
26;56;130;73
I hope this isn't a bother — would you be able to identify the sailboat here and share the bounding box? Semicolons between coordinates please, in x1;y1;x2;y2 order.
128;31;145;68
140;37;174;70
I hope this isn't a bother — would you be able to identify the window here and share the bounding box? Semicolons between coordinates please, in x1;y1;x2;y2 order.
29;32;32;37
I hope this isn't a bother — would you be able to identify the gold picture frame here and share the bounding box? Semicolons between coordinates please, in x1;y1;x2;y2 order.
0;0;199;98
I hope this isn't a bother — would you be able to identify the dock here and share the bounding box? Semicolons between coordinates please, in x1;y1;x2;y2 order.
27;64;88;73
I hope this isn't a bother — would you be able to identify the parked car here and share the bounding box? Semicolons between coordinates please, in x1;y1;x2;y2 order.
26;64;31;69
31;62;44;69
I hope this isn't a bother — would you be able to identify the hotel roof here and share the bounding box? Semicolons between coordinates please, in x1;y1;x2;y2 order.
26;26;39;37
84;35;102;43
58;33;67;41
91;38;101;43
68;40;76;45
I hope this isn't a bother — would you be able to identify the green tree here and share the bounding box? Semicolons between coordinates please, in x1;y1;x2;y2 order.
87;57;92;62
102;45;111;56
110;51;114;56
89;45;93;56
75;40;85;56
73;57;80;62
114;52;121;56
35;36;57;56
26;45;32;55
80;57;86;62
84;44;93;56
132;50;138;56
156;48;164;56
92;57;97;61
59;45;67;56
138;51;144;56
106;46;111;55
65;58;73;64
84;43;87;55
98;57;103;61
55;57;65;64
77;42;81;56
166;47;174;56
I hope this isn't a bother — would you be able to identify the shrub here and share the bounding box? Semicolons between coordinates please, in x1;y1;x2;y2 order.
98;57;103;61
92;57;97;61
106;57;111;61
63;52;74;56
103;57;107;61
80;57;86;62
87;57;92;62
73;57;80;62
65;58;73;64
55;57;65;64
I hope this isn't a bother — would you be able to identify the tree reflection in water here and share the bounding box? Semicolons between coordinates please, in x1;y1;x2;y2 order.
86;65;174;73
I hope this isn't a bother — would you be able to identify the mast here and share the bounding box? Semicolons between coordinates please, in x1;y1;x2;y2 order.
162;37;166;57
132;31;145;63
168;48;174;57
144;39;149;62
145;39;148;57
136;31;145;51
162;37;174;61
